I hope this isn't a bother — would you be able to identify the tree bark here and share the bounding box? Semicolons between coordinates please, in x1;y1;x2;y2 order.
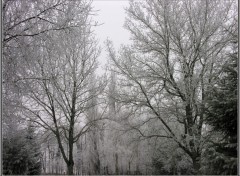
192;155;201;175
67;80;76;175
67;161;74;175
67;122;75;175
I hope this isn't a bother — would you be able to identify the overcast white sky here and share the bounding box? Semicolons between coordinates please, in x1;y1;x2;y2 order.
92;0;131;75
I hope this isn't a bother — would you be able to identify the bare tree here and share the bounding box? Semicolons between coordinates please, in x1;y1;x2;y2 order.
19;2;105;174
2;0;96;155
106;0;236;174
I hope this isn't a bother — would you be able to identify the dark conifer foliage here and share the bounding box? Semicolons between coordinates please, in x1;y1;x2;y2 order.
3;130;28;175
3;125;42;175
202;46;237;175
206;54;237;138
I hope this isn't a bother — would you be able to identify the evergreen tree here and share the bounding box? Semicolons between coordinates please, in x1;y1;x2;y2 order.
202;51;237;175
3;122;42;175
206;53;237;137
3;129;29;175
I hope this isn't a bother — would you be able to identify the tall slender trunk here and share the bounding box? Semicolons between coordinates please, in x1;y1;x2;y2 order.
48;147;51;173
76;140;82;175
128;161;131;175
67;119;75;175
115;153;119;174
67;81;76;175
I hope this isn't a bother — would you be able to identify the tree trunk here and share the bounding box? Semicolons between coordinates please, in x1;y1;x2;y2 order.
67;161;74;175
76;140;82;175
48;148;51;173
128;161;131;175
67;130;74;175
115;153;119;174
67;81;76;175
192;156;200;174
